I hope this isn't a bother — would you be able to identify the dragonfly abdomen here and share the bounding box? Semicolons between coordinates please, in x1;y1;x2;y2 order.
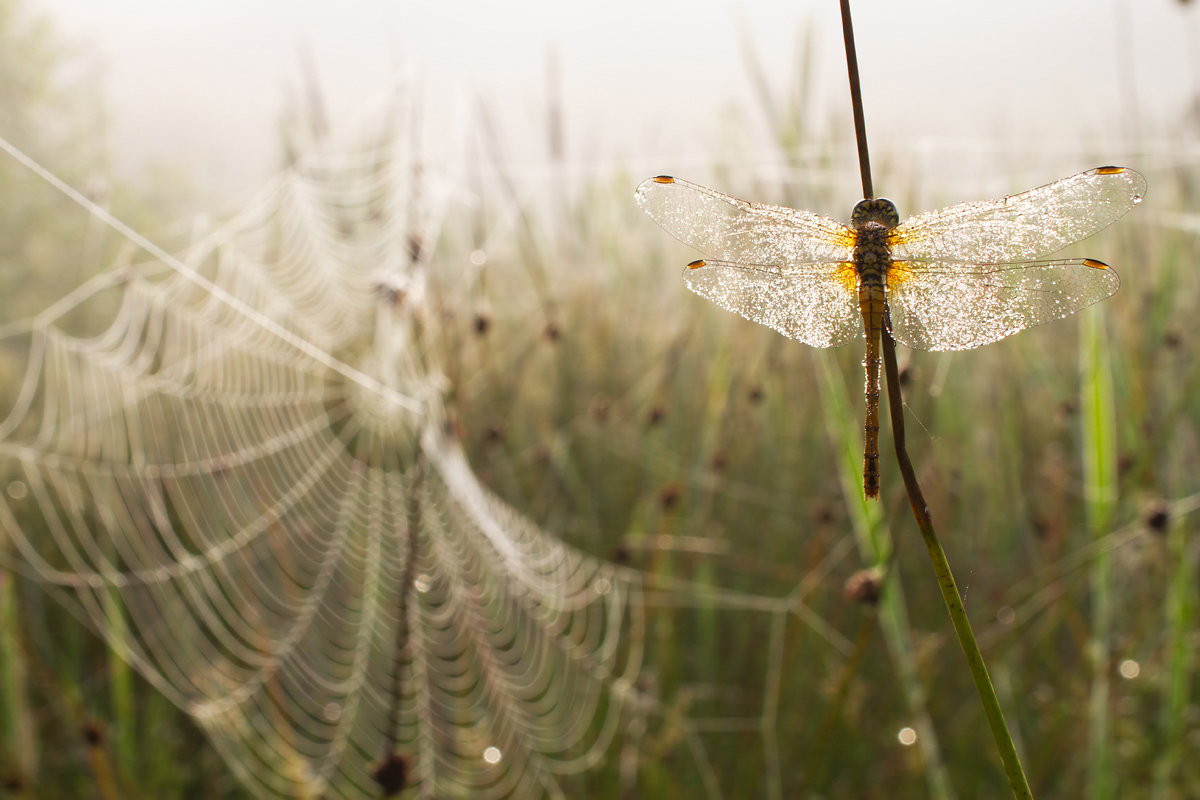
853;217;894;501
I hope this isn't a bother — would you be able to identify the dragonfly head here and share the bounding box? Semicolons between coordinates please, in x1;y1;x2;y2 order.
850;198;899;231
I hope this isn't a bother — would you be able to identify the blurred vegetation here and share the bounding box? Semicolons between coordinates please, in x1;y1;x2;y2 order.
2;1;1200;798
0;1;233;797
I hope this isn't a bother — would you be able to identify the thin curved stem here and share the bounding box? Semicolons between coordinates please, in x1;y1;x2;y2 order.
836;1;1034;793
374;456;423;798
839;0;873;200
880;322;1033;800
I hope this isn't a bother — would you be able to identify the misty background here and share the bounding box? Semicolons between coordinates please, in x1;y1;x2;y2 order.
33;0;1200;205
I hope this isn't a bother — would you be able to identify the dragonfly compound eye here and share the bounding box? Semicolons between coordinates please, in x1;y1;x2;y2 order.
850;198;899;230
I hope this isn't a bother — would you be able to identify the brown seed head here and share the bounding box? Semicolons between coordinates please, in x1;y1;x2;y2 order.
82;720;105;746
844;567;885;605
484;422;505;444
658;482;683;510
647;404;666;426
1145;502;1170;534
372;752;411;797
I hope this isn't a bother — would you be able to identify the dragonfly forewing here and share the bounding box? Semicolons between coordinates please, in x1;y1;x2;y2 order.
683;259;861;348
637;166;1144;502
891;167;1146;263
635;176;856;265
886;257;1121;351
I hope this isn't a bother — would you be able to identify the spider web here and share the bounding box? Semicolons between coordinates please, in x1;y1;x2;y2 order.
0;110;844;799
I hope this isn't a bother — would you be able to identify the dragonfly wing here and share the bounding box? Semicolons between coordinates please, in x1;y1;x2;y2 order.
684;259;861;348
892;167;1146;262
635;176;856;264
887;258;1121;351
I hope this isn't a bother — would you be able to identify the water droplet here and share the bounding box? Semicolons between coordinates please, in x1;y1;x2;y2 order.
324;702;341;721
594;578;611;595
483;746;502;764
415;574;430;593
1119;659;1140;679
996;606;1015;625
6;481;26;500
898;727;917;746
470;250;487;266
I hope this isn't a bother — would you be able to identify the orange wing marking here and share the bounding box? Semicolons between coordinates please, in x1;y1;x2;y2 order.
834;262;859;293
884;260;917;286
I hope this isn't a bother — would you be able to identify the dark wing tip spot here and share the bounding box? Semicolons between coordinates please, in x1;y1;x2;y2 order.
1083;259;1110;270
652;175;675;184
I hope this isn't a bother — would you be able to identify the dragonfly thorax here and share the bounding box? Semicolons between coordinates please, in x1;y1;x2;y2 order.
850;198;899;230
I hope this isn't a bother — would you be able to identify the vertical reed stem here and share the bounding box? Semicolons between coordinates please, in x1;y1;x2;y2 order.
104;570;136;780
838;1;1033;796
815;351;956;800
880;328;1033;800
1080;305;1116;800
1152;511;1193;799
374;456;423;798
839;0;873;200
0;567;36;784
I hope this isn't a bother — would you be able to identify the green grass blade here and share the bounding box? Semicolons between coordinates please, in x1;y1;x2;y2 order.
814;351;884;557
0;566;37;784
814;350;957;800
103;586;137;784
1080;304;1117;800
1152;514;1194;799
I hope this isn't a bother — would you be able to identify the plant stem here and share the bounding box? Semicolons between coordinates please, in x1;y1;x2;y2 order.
0;566;36;784
1080;304;1116;800
881;325;1034;800
836;0;1034;794
799;609;876;791
815;351;957;800
1152;510;1194;799
838;0;873;200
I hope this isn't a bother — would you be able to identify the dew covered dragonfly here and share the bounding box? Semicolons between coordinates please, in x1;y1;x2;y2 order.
635;167;1146;500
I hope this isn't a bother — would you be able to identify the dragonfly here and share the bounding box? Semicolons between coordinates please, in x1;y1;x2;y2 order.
635;167;1146;500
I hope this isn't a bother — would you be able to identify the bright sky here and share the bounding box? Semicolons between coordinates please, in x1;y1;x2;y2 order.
30;0;1200;204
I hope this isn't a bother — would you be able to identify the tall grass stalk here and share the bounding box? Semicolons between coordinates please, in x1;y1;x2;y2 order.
1080;303;1116;800
880;329;1033;800
1151;513;1194;798
837;3;1030;794
814;350;956;800
103;586;136;780
0;566;36;784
